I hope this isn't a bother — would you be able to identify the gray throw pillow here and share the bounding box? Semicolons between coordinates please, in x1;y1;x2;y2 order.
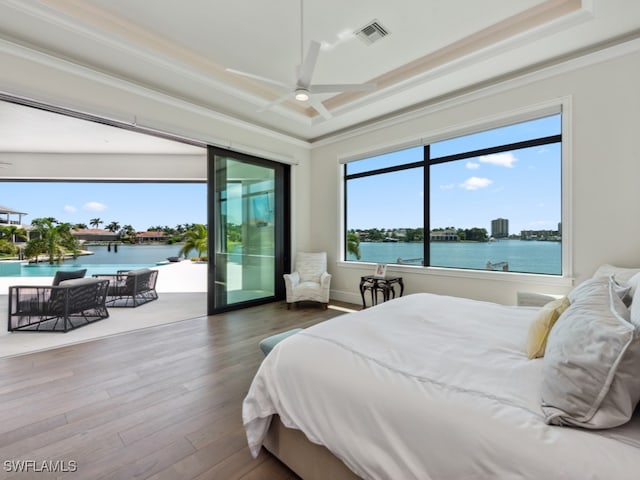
628;275;640;328
541;276;640;429
52;269;87;286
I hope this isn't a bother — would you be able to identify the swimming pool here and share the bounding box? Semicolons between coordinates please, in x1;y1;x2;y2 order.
1;244;182;277
17;263;165;277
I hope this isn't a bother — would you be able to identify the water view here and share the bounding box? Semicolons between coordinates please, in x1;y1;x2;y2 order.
5;241;561;277
347;240;561;275
9;244;184;277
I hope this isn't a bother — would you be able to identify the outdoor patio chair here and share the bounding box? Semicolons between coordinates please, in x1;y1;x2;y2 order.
8;277;110;332
93;268;159;307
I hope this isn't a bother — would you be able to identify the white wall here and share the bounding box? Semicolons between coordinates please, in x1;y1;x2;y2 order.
309;46;640;306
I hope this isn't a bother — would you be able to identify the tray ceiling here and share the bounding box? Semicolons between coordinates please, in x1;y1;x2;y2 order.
0;0;638;149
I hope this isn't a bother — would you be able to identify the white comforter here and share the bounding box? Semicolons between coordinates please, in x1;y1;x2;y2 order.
243;293;640;479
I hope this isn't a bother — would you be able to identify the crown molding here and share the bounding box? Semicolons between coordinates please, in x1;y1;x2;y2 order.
312;32;640;148
2;0;314;120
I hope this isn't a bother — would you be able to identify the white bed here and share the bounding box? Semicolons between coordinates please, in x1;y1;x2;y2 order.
243;291;640;479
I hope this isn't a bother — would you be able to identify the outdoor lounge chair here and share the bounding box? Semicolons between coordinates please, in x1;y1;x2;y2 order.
93;268;159;307
8;277;110;332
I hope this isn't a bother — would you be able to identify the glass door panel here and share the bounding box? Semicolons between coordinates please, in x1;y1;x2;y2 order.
209;149;288;312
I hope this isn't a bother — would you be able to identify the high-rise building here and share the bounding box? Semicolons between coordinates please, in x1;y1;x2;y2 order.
491;218;509;238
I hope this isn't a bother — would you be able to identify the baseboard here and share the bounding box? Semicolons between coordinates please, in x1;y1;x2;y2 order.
329;289;362;306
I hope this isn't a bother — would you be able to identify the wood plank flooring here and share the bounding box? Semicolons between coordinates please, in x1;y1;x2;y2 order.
0;300;358;479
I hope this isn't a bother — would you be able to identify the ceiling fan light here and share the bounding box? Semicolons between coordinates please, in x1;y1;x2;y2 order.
295;89;310;102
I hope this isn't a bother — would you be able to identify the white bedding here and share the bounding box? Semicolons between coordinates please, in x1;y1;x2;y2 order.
243;293;640;479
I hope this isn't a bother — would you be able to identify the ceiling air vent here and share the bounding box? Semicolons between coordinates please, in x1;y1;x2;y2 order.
355;20;389;45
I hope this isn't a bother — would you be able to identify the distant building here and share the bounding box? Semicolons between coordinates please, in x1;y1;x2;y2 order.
72;228;119;242
491;218;509;239
136;231;168;243
520;229;561;241
0;203;28;227
430;229;459;241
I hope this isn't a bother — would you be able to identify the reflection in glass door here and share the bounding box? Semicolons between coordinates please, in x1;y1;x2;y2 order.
208;148;289;313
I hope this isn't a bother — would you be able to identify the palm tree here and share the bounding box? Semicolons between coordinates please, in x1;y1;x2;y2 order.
0;238;16;256
24;217;80;264
105;221;120;232
347;232;361;260
0;224;27;244
179;224;208;259
89;218;103;229
120;224;137;243
0;225;28;258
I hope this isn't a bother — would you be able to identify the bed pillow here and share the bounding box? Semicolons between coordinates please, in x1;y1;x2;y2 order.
541;276;640;429
591;264;640;285
525;296;570;359
568;275;629;304
627;272;640;299
628;275;640;327
592;264;640;305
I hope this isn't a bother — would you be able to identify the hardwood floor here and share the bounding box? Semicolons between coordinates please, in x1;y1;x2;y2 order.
0;300;357;479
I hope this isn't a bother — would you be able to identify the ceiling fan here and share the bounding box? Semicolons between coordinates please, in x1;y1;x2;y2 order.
226;1;376;120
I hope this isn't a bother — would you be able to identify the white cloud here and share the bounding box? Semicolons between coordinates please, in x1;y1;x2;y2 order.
64;205;77;213
466;161;480;169
83;201;107;212
479;152;517;168
459;177;493;190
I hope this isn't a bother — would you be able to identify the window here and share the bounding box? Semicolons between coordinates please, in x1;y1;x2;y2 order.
344;113;563;275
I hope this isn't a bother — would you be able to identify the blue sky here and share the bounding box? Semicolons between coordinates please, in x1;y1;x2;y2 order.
2;116;560;236
346;114;562;234
1;182;207;231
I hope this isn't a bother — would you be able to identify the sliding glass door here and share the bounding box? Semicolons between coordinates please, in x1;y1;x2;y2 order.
208;147;289;313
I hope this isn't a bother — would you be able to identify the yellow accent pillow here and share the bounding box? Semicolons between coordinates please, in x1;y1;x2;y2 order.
526;296;570;359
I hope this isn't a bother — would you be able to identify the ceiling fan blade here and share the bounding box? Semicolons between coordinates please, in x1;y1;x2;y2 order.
226;68;292;90
258;91;295;112
308;95;332;120
297;40;321;87
309;83;377;94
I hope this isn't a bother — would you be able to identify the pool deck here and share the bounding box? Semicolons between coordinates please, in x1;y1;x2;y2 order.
0;261;208;358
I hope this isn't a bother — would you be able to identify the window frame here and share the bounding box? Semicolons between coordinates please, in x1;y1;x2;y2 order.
338;99;573;286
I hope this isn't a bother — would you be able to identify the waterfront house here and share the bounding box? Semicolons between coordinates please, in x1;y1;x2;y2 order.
430;229;460;242
0;204;27;228
71;228;119;243
0;2;639;476
135;231;169;244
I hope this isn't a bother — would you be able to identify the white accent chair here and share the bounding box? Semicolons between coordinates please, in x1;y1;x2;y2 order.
284;252;332;309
